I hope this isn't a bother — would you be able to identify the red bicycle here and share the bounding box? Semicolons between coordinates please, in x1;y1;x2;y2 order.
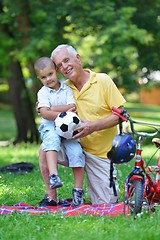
112;107;160;216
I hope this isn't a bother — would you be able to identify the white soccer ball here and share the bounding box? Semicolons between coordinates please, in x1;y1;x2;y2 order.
55;112;81;139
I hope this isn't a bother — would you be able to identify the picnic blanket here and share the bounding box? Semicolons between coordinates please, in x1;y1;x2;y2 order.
0;201;124;216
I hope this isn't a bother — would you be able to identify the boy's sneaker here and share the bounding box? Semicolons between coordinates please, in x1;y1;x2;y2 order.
49;174;63;189
72;188;84;206
39;194;57;207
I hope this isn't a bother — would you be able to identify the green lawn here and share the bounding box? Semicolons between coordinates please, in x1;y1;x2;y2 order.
0;103;160;240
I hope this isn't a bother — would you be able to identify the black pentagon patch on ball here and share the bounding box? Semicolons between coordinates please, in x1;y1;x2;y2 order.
60;124;68;132
73;116;80;124
59;112;67;118
73;130;79;136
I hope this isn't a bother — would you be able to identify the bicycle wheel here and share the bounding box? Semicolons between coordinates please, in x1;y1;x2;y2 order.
125;180;144;215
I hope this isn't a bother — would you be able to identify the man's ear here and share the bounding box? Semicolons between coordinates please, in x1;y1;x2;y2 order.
53;62;58;71
76;54;81;64
76;54;81;60
55;65;58;72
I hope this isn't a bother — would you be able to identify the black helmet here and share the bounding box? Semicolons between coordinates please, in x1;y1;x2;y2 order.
107;133;136;164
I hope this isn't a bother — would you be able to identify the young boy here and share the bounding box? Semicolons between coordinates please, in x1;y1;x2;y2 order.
34;57;85;206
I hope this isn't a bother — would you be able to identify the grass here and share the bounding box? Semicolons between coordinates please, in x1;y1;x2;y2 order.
0;104;16;141
0;102;160;240
1;212;160;240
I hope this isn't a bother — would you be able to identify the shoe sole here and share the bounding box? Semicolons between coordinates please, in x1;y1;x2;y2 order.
50;183;63;189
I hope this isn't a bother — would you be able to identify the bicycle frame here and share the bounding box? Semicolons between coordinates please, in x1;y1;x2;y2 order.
112;107;160;215
144;148;160;205
128;118;160;211
125;136;145;202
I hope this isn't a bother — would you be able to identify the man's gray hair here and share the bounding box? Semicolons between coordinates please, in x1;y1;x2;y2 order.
51;44;77;61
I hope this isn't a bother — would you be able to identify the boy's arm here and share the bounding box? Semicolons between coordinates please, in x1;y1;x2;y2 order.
50;103;76;113
37;84;76;120
50;85;76;113
39;107;59;121
39;103;76;121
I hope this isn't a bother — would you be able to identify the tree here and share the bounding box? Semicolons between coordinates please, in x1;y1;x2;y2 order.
0;0;69;143
130;0;160;85
8;58;39;143
0;0;159;142
0;0;39;143
60;1;156;91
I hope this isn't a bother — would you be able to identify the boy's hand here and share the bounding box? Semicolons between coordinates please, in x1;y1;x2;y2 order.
36;101;40;114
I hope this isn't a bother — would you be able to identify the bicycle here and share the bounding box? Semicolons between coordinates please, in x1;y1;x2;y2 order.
111;107;160;216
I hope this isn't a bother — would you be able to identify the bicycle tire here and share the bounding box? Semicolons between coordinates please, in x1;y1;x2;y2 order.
126;180;144;215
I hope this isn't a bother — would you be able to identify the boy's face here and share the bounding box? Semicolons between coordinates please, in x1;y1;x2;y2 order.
37;65;59;90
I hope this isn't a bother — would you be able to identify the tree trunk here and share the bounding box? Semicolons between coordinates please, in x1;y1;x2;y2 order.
8;58;39;144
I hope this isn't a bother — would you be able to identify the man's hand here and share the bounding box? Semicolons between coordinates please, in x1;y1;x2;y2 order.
72;119;94;139
72;111;121;139
67;106;76;113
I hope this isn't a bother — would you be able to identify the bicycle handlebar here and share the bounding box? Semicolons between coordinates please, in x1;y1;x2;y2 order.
129;119;160;137
112;107;160;137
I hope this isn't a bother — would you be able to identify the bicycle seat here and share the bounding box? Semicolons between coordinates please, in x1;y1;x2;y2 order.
152;138;160;148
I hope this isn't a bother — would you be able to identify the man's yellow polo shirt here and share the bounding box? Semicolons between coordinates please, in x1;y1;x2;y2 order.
65;69;126;158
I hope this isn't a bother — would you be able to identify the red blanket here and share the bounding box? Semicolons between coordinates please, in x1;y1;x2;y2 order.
0;202;124;216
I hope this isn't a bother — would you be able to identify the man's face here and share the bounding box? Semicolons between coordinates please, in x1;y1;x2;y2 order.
53;48;81;81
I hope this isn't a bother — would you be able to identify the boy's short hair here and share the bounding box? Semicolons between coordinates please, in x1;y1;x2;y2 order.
34;57;56;74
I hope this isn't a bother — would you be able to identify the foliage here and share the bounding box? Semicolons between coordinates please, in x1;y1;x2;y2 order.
0;0;160;143
0;0;159;92
141;81;160;91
